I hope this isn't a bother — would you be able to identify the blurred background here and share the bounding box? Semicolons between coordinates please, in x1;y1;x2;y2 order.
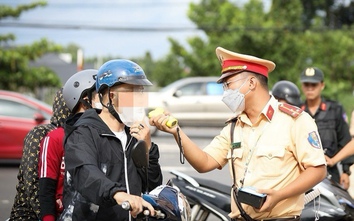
1;0;354;113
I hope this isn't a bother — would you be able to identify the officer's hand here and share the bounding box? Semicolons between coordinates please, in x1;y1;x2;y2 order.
255;189;280;212
325;155;335;167
149;113;178;134
340;173;350;190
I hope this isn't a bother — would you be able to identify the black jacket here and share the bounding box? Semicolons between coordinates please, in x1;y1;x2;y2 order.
301;98;353;182
59;109;162;221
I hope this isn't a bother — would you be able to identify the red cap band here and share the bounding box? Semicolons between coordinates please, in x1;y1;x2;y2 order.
222;60;269;77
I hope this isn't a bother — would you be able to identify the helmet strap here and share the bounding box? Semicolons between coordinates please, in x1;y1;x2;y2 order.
107;103;123;124
79;98;92;110
99;88;123;124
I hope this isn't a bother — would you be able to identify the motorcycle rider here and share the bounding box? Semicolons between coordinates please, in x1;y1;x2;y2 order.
39;69;99;221
61;59;162;221
150;47;327;220
271;80;301;107
299;67;353;189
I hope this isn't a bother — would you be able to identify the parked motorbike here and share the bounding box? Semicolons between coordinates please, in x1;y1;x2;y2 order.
124;140;191;221
169;170;354;221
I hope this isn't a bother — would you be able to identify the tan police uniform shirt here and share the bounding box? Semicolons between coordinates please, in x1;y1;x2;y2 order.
203;96;326;220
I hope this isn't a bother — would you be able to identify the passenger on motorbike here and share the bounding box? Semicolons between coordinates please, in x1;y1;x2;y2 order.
60;59;162;221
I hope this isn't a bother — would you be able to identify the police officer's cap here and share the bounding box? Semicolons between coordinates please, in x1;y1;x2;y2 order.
215;47;276;83
300;67;324;83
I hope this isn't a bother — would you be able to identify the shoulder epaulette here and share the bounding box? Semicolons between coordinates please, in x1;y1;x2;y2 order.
279;103;303;118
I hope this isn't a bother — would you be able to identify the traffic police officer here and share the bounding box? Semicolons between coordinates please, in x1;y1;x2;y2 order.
150;47;327;220
300;67;353;189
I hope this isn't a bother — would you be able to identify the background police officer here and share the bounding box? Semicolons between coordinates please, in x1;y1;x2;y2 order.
300;67;353;189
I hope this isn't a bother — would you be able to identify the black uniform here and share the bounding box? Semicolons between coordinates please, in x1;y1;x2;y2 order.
59;109;163;221
301;98;353;183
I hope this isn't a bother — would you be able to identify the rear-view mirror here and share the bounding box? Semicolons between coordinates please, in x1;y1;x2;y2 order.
173;90;182;98
131;140;149;168
34;112;46;124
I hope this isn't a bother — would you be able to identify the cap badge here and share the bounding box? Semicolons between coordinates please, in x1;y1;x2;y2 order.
305;68;315;76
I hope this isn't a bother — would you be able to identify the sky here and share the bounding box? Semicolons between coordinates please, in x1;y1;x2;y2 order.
0;0;207;60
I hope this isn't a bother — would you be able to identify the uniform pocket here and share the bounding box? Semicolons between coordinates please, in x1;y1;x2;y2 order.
255;145;285;177
227;148;244;161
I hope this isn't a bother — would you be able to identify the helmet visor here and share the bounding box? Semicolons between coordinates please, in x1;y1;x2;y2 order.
118;75;153;86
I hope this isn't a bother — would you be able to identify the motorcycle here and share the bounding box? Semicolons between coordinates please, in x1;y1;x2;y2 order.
169;169;354;221
124;140;191;221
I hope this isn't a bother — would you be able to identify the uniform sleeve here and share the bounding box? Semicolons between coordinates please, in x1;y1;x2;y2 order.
65;126;125;206
292;112;327;170
203;124;231;168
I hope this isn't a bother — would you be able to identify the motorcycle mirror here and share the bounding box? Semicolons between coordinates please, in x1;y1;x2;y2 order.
131;140;149;194
131;140;149;169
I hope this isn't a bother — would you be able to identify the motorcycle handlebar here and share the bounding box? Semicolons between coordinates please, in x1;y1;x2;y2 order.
121;201;166;219
121;201;132;211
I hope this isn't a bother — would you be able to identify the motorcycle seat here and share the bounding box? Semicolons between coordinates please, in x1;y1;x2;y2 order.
192;176;231;195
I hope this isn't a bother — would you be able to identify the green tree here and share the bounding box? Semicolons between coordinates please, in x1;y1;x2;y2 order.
133;49;187;89
300;0;354;29
155;0;354;114
164;0;276;83
0;1;61;93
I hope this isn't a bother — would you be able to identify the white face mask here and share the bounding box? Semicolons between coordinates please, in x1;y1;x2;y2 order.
222;89;245;114
118;106;146;127
222;79;249;114
93;102;102;110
